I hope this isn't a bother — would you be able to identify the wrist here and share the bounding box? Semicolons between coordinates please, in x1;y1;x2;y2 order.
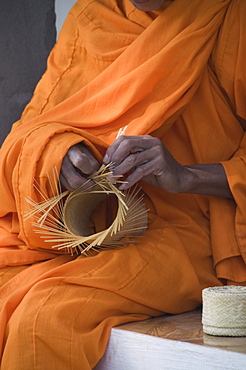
181;163;233;198
178;164;197;194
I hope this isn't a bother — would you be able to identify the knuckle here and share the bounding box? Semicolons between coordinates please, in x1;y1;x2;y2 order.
118;135;126;141
142;135;162;150
145;134;152;140
155;145;163;156
125;154;136;166
115;135;126;147
120;138;131;151
135;165;145;177
152;137;162;146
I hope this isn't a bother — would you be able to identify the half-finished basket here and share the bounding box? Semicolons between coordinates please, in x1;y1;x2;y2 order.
25;165;148;255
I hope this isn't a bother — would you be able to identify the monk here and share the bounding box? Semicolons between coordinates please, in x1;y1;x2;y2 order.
0;0;246;368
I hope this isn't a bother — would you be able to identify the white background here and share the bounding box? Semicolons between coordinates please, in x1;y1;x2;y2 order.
55;0;77;35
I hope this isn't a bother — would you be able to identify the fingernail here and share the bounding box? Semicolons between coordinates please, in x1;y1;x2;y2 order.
103;154;109;164
119;183;127;190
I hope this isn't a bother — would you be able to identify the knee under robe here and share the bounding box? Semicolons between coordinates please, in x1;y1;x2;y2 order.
0;0;246;368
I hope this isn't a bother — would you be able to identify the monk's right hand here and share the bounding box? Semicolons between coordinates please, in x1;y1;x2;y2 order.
60;142;100;191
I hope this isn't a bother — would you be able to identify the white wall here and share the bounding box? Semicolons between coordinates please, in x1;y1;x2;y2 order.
55;0;77;36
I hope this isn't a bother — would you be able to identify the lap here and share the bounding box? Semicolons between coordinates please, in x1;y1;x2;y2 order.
0;214;221;369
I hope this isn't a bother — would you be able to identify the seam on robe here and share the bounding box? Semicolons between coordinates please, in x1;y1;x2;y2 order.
36;1;103;115
70;287;97;368
216;1;238;81
32;279;67;369
39;21;79;115
81;6;138;45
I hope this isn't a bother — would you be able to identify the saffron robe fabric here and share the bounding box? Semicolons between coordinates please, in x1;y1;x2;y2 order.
0;0;246;368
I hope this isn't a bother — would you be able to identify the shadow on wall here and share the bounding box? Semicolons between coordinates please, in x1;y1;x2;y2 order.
0;0;56;146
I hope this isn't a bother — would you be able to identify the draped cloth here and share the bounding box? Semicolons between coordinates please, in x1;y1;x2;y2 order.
0;0;246;368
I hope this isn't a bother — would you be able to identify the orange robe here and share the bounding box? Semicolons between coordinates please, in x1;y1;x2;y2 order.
0;0;246;368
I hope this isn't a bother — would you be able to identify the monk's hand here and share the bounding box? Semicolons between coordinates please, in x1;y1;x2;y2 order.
103;135;188;192
60;142;100;191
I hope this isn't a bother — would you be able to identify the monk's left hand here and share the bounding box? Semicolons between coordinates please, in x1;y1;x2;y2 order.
103;135;188;192
60;142;100;191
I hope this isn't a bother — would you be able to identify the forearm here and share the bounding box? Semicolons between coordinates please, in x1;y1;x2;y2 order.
182;163;233;199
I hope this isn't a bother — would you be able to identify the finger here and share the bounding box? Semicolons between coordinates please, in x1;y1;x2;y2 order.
119;159;157;190
112;147;158;178
68;144;99;175
76;143;100;174
103;135;152;165
103;136;127;164
60;155;94;191
59;172;75;192
67;147;94;175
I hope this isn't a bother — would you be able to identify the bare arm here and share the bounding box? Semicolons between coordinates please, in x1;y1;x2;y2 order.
183;163;232;198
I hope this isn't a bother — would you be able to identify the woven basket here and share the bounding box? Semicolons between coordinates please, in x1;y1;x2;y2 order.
202;286;246;337
62;183;148;253
25;166;148;255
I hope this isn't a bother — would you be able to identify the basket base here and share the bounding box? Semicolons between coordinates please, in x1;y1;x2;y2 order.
203;325;246;337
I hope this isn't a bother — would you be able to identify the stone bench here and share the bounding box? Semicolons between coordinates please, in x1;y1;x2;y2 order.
95;308;246;370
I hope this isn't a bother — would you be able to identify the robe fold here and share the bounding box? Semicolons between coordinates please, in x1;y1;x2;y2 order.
0;0;246;368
